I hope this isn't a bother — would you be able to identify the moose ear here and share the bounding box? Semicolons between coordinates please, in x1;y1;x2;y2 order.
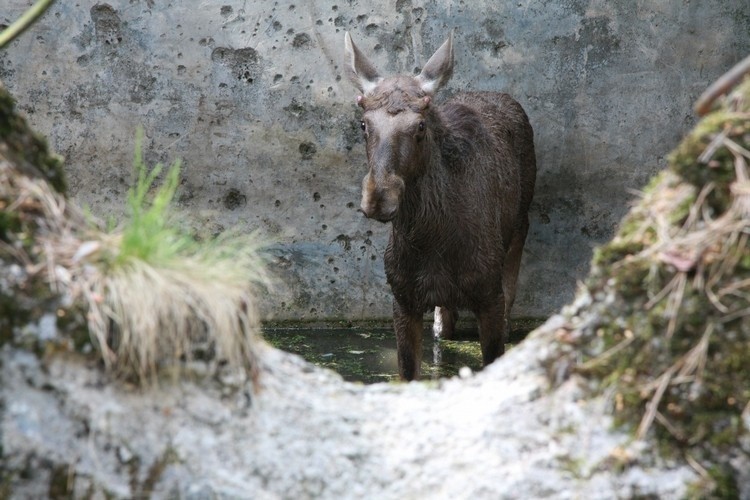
416;32;454;95
344;32;382;95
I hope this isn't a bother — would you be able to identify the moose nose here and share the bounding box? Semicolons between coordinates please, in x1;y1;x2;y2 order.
360;203;396;222
360;173;402;222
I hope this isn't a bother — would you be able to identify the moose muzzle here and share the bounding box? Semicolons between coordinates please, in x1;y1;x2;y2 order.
360;171;405;222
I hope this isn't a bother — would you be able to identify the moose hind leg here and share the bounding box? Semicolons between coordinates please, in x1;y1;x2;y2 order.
502;222;529;334
432;307;458;340
393;301;424;380
476;298;506;366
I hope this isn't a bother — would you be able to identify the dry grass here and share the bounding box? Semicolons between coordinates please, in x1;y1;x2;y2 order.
559;76;750;492
593;114;750;432
1;135;270;387
82;247;266;383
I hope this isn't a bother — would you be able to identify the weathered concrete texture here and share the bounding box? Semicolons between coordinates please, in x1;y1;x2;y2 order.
1;1;749;321
0;318;703;499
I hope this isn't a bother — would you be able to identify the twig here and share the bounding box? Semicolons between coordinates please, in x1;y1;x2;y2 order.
682;182;714;232
0;0;56;49
698;129;728;164
576;334;636;372
654;410;685;441
719;305;750;324
637;364;677;439
43;240;58;294
0;239;32;267
665;272;686;340
637;325;712;440
705;284;728;314
677;324;712;381
706;226;746;292
685;452;710;480
718;277;750;298
695;54;750;116
724;137;750;170
645;272;681;310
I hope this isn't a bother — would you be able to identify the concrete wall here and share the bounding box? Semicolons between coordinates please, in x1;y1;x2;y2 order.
2;1;748;322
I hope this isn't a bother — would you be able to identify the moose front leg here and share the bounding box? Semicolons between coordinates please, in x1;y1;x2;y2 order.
393;300;424;380
476;297;506;366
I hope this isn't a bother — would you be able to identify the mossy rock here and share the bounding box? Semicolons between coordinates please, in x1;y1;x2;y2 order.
568;77;750;490
0;83;66;194
0;84;72;344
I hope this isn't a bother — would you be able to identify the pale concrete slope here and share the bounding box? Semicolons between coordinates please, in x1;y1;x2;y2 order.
2;315;696;499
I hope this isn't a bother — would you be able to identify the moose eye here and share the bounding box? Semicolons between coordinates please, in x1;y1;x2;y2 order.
418;121;425;132
360;120;366;131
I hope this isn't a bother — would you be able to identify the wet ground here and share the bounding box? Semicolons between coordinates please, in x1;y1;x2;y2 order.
263;318;543;384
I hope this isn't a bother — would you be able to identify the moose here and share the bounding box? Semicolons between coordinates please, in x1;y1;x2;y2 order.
344;32;536;380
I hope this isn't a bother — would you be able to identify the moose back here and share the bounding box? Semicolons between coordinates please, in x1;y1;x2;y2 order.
344;32;537;380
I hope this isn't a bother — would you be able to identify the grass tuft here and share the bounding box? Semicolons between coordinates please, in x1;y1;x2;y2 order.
80;129;271;383
2;125;270;386
115;129;187;268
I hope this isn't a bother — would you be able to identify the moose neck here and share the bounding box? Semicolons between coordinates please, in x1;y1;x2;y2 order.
391;109;456;241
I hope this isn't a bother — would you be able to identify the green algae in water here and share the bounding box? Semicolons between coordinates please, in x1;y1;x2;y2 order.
264;319;542;384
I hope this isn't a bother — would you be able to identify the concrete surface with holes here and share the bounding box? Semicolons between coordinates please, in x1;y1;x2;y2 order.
2;1;749;321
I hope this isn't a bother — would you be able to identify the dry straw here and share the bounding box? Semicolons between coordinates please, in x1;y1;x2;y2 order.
571;68;750;479
1;132;270;386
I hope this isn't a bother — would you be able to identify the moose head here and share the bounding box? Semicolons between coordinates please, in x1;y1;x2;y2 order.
344;32;454;222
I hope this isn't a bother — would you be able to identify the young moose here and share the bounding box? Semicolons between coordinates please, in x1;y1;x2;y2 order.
344;32;536;380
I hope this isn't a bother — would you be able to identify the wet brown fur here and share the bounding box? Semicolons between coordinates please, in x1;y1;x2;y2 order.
361;77;429;114
349;39;536;381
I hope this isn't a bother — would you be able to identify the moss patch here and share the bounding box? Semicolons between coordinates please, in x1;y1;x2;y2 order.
0;84;69;339
562;77;750;490
0;85;66;194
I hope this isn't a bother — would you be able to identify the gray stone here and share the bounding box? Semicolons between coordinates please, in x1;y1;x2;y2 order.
0;322;704;498
2;1;748;321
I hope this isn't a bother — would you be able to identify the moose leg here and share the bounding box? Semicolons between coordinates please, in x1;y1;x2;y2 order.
393;301;424;380
502;222;529;335
476;298;506;366
432;307;458;340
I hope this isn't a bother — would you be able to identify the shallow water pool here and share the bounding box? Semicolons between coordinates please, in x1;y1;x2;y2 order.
263;318;542;384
